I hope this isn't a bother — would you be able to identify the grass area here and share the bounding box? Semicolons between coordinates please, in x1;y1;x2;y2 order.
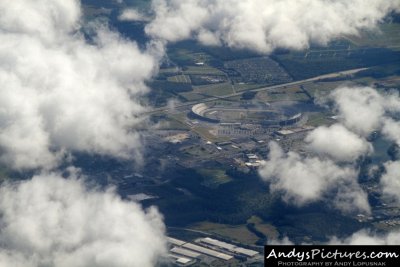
234;83;266;92
191;126;228;143
193;82;234;96
167;44;217;65
302;81;348;97
247;216;279;240
190;217;279;245
181;145;214;158
256;224;279;239
183;66;225;75
346;23;400;50
165;120;189;131
256;86;309;102
168;48;198;65
198;168;232;189
167;74;191;83
156;114;190;130
272;32;400;80
190;221;260;245
159;67;179;74
303;71;400;99
179;91;207;101
306;113;334;127
223;95;242;102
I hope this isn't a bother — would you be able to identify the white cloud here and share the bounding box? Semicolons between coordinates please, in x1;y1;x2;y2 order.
0;171;166;267
259;142;370;213
260;85;400;215
324;87;386;136
305;124;372;162
260;86;400;217
0;0;160;170
271;229;400;245
0;0;81;43
146;0;400;53
119;8;149;22
382;118;400;146
0;3;169;266
322;87;400;137
319;86;400;186
329;230;400;245
380;160;400;203
268;237;294;245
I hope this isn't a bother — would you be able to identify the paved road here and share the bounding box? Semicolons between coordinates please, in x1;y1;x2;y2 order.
147;67;368;114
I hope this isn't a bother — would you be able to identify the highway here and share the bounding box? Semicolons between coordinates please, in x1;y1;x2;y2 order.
146;67;368;114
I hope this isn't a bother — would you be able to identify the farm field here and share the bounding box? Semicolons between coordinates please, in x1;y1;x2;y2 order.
346;23;400;50
167;74;191;83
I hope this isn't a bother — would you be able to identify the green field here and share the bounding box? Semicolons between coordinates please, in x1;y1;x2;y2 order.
181;145;215;158
190;221;260;245
193;82;234;96
179;91;207;101
256;85;309;102
191;126;228;142
198;168;233;189
167;44;217;66
234;83;266;92
156;114;190;131
159;67;180;75
306;113;335;127
302;81;350;97
272;24;400;80
189;217;279;245
346;23;400;50
183;66;225;75
247;216;280;240
167;74;191;83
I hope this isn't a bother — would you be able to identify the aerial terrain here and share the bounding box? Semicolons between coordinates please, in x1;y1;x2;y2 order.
0;0;399;267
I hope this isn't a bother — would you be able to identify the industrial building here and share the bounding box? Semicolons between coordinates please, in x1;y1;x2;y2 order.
167;236;234;266
166;236;262;266
245;154;262;167
168;253;196;266
182;242;234;261
275;126;314;138
198;237;260;258
171;247;201;259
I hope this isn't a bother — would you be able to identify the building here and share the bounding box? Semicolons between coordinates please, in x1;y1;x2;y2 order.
167;237;234;262
199;237;260;258
168;254;196;266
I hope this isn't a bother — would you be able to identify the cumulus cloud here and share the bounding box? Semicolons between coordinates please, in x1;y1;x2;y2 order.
259;86;400;215
119;8;149;22
268;237;294;245
270;229;400;245
318;87;400;205
0;172;166;267
305;124;372;162
329;230;400;245
321;86;400;136
145;0;400;53
259;142;370;213
382;118;400;146
0;0;81;44
0;0;160;170
380;160;400;203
